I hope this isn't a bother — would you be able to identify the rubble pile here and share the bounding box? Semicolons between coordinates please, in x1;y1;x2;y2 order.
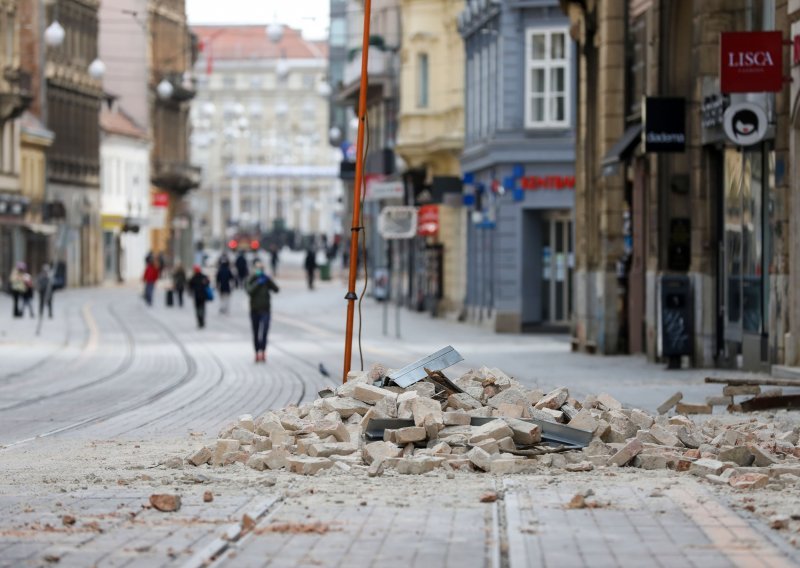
184;366;800;485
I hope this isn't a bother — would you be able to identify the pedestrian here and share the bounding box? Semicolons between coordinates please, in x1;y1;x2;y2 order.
216;255;234;315
37;263;54;319
157;251;166;277
172;262;187;307
269;243;280;276
304;247;317;290
235;251;249;289
143;258;159;306
20;265;34;317
188;265;210;329
245;260;279;363
9;262;27;317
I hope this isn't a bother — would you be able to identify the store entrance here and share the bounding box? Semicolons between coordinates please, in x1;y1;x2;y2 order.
541;212;573;326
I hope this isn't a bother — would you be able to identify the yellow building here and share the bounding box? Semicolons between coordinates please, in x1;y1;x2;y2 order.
396;0;465;316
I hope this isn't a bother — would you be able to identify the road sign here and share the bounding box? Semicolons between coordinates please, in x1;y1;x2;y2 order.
378;206;417;239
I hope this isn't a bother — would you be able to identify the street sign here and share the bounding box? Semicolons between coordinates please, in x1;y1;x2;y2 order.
378;206;417;239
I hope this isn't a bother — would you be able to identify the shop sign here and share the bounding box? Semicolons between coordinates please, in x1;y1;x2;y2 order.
365;175;404;202
720;31;783;93
723;102;768;146
417;205;439;236
152;192;169;208
150;192;169;229
644;97;686;152
519;176;576;190
794;35;800;66
378;206;417;240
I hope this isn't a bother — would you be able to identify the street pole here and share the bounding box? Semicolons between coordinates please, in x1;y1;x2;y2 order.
342;0;372;383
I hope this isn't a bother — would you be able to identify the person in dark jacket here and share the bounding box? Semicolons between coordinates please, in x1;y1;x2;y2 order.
37;263;54;318
172;263;187;307
235;251;249;288
304;248;317;290
245;260;279;363
188;265;210;329
216;255;235;315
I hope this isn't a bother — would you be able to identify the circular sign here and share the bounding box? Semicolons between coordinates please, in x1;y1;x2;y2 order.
723;102;768;146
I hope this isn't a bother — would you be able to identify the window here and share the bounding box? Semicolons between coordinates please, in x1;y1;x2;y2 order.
417;53;429;108
330;18;346;47
525;28;570;128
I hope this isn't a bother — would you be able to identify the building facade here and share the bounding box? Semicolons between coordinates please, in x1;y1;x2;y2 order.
191;25;340;249
564;0;793;371
459;0;576;332
396;0;466;317
100;104;150;282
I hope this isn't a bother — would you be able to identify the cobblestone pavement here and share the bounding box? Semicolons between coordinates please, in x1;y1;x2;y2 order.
0;265;797;567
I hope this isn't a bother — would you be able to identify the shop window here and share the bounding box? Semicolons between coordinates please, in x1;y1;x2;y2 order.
524;28;570;128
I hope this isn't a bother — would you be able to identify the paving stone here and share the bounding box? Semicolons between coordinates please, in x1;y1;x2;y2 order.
307;442;358;458
489;387;530;409
718;446;754;466
705;396;733;406
496;403;525;418
596;393;623;411
443;410;471;426
352;383;398;405
675;402;712;415
748;445;779;467
474;439;499;455
187;447;212;466
675;427;703;449
649;425;683;447
212;439;240;465
321;397;371;418
447;392;483;411
729;472;769;490
238;414;255;432
567;409;598;433
466;447;493;471
689;458;727;476
394;457;443;475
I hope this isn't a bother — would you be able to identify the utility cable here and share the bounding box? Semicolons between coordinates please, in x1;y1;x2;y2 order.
357;110;370;371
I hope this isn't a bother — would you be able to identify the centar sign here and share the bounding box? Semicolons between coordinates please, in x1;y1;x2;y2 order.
720;31;783;93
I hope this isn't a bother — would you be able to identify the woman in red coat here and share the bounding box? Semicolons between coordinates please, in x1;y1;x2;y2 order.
143;259;159;306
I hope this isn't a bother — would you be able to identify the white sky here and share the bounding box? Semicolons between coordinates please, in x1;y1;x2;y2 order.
186;0;330;40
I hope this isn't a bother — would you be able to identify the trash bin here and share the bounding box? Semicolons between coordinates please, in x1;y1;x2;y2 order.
320;262;331;281
661;275;692;365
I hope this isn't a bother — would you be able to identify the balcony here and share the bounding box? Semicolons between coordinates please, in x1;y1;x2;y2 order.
152;160;201;193
337;47;391;103
0;68;33;121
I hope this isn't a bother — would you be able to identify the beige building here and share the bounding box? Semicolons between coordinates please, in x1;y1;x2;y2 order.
191;25;340;247
564;0;793;371
396;0;466;316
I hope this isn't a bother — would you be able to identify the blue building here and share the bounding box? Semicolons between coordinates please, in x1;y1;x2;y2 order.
458;0;576;333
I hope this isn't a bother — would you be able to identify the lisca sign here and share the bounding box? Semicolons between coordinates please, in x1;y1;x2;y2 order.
720;31;783;93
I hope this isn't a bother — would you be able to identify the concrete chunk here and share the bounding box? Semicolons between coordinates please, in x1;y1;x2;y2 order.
607;439;643;467
353;383;398;404
286;456;333;475
307;442;358;458
596;393;623;411
718;446;754;466
321;397;371;418
187;447;212;466
722;385;761;396
395;426;427;444
657;392;683;415
447;392;483;411
488;387;529;409
443;410;471;426
675;402;712;415
313;420;350;443
567;409;598;433
749;445;779;467
689;458;726;476
505;418;542;445
649;425;683;447
534;387;569;410
362;441;402;465
212;439;240;466
411;397;443;427
469;420;514;444
466;447;492;471
238;414;255;432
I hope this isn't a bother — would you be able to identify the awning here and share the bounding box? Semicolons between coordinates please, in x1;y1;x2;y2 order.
24;222;58;236
601;124;642;171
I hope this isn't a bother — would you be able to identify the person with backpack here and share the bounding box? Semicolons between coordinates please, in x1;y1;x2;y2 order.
245;260;279;363
188;265;211;329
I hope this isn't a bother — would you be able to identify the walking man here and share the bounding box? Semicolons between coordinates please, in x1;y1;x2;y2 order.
172;262;187;307
188;265;210;329
304;247;317;290
235;251;249;289
37;263;54;318
143;258;159;306
245;260;279;363
216;255;234;314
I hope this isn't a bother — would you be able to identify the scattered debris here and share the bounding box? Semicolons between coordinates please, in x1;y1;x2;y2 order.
149;494;181;513
254;521;335;535
480;491;499;503
203;491;213;503
61;515;75;527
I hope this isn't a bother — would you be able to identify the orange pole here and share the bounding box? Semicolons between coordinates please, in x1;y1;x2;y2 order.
342;0;372;383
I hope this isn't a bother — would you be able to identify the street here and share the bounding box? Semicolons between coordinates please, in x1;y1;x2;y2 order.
0;256;798;567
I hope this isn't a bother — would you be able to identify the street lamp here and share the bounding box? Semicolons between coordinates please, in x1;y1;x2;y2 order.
88;58;106;80
44;20;65;46
266;22;283;44
157;78;174;100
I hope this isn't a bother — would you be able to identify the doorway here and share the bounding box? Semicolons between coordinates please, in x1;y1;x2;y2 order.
541;212;573;325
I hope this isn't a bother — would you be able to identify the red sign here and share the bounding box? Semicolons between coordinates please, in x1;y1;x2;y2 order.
794;35;800;66
417;205;439;236
720;31;783;93
520;176;575;190
152;192;169;208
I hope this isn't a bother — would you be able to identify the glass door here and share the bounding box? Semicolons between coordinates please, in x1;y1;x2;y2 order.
541;212;573;325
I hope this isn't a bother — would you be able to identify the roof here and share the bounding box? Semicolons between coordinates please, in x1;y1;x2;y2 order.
100;107;148;140
192;25;329;61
